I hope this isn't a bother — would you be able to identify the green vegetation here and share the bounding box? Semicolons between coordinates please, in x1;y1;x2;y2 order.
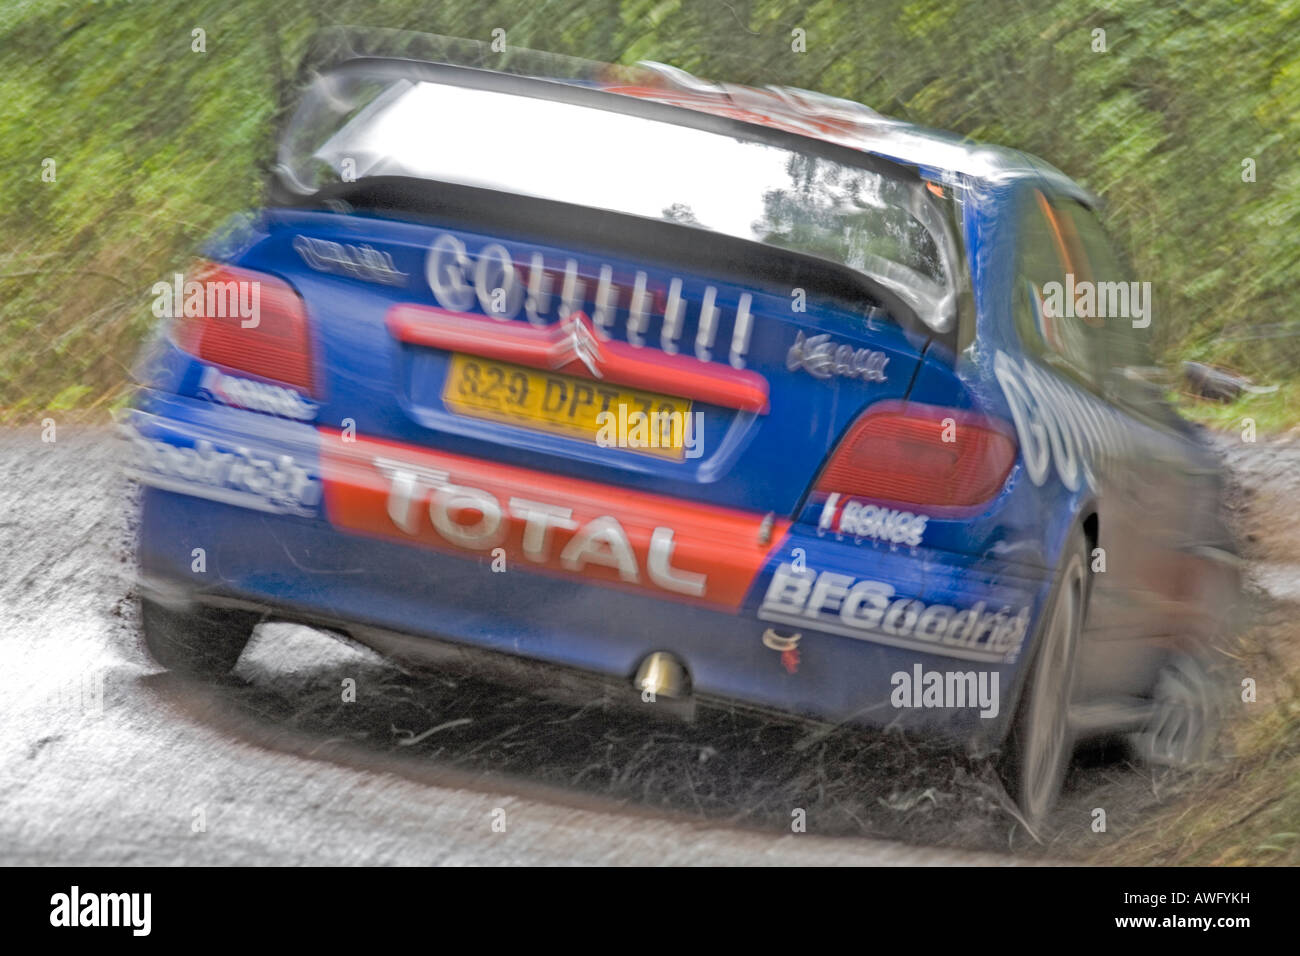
1093;620;1300;866
1;0;1297;423
1180;383;1298;436
1;0;1297;861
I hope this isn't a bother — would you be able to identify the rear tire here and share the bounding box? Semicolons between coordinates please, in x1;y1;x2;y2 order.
139;597;260;678
1128;652;1220;767
1001;533;1089;829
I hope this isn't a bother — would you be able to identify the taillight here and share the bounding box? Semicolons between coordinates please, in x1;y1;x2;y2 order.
814;402;1016;507
171;261;315;395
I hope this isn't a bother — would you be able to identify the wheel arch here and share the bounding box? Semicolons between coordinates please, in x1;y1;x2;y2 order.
996;505;1097;749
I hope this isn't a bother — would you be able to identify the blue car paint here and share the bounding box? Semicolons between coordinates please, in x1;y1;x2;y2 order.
207;208;930;513
129;386;1043;743
129;161;1124;746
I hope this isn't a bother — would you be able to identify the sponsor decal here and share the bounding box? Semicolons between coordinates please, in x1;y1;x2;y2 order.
424;232;755;369
818;493;928;546
993;349;1132;491
890;664;1000;718
126;428;321;517
293;234;408;286
761;627;802;674
319;431;785;607
758;562;1030;663
786;330;889;383
198;366;316;421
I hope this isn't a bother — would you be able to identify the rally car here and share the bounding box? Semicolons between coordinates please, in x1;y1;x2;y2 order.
127;29;1239;825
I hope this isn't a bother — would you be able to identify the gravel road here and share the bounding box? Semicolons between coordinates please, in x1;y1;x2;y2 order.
1;425;1292;865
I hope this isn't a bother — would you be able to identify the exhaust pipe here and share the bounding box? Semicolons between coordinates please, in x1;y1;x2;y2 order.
634;651;689;701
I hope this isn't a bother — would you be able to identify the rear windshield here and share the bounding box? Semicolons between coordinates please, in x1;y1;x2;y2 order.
276;64;959;330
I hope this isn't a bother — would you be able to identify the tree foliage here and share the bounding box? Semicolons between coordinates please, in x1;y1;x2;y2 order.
1;0;1296;417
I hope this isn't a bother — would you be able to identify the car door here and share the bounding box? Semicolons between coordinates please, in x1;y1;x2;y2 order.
1057;198;1207;637
1008;187;1152;653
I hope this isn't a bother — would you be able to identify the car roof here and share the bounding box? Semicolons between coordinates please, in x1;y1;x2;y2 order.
597;69;1090;196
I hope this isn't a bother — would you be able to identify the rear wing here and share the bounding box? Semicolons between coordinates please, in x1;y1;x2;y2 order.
275;27;966;337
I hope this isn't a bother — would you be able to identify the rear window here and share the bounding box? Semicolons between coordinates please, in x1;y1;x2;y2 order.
276;65;960;331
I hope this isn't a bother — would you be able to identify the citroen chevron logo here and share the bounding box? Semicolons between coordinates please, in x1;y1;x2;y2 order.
550;312;604;378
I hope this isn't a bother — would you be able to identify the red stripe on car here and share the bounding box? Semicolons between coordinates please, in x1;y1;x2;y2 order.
318;428;787;609
386;305;770;413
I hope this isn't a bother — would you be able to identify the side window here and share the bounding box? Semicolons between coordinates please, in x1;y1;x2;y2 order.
1011;189;1104;388
1060;201;1154;370
1058;202;1170;417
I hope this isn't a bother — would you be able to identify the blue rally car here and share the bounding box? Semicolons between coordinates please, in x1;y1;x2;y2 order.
128;30;1240;824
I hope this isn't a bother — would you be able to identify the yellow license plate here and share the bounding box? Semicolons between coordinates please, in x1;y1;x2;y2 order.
442;354;692;460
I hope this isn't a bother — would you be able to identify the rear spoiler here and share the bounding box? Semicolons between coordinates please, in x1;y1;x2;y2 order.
275;175;933;348
272;40;968;344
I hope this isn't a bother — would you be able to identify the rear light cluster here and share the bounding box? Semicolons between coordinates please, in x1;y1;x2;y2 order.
814;403;1016;508
171;261;316;395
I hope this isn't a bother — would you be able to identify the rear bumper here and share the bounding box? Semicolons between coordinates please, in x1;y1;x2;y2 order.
127;390;1052;746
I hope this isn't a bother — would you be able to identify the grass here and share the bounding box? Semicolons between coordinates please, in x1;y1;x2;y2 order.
1091;646;1300;865
1177;385;1300;439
